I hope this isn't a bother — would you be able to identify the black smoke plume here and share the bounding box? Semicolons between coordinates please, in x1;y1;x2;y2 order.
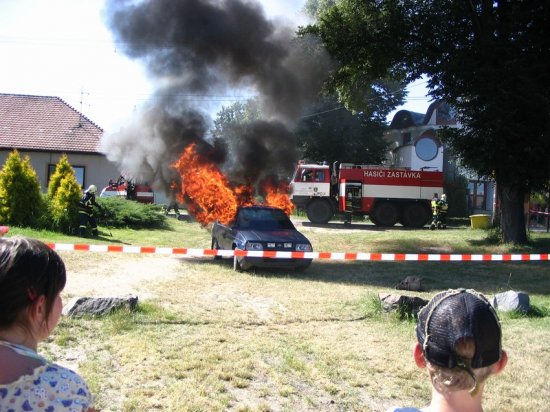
101;0;331;195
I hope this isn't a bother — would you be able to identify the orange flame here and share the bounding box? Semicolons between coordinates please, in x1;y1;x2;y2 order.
172;144;238;225
260;177;295;215
172;143;293;225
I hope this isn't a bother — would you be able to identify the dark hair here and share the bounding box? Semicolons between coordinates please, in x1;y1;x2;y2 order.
0;237;67;329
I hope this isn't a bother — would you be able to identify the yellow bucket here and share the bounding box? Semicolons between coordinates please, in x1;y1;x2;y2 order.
470;214;491;229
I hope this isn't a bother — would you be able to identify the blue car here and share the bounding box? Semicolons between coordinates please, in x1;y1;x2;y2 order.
211;206;313;271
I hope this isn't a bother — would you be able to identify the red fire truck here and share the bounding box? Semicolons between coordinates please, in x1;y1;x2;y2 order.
99;176;155;204
289;162;444;227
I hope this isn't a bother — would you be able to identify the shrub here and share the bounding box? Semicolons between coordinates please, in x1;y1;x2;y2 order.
0;150;45;227
97;197;168;229
48;155;82;234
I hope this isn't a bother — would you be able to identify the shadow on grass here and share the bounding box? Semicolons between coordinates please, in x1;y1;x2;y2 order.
200;257;550;296
466;227;550;253
504;304;550;319
299;221;465;232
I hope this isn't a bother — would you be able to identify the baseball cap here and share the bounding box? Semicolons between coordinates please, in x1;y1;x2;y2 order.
416;289;502;369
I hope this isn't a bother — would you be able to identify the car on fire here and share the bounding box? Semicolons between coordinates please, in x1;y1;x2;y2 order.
211;206;313;271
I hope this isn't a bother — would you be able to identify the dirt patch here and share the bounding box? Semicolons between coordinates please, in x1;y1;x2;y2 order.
61;254;183;300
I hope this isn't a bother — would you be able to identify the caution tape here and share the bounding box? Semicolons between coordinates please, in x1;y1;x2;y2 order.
46;243;550;261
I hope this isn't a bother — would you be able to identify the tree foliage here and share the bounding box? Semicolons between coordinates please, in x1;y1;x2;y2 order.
212;99;263;160
47;154;82;234
0;150;44;227
305;1;550;243
300;0;408;117
296;97;388;165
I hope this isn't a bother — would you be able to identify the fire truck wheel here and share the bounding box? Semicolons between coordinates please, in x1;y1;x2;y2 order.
306;199;333;224
372;202;399;227
400;203;430;228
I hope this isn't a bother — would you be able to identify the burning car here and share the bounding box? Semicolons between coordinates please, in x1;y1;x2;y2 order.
211;205;313;271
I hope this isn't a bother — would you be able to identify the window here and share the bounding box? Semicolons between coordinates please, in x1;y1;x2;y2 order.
300;169;313;182
415;136;439;161
48;164;85;188
314;170;326;182
468;181;487;210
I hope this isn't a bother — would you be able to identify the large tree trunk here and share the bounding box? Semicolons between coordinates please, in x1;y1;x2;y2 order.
497;183;528;244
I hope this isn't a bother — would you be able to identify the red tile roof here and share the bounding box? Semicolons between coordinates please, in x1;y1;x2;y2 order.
0;93;103;153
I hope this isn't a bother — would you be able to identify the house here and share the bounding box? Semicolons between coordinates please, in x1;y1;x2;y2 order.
385;100;494;215
0;93;120;192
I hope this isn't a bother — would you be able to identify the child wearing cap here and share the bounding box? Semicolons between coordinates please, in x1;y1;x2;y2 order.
387;288;508;412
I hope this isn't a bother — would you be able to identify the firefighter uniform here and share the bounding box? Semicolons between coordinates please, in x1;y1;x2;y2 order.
430;193;448;230
430;194;439;230
78;185;102;237
438;194;449;228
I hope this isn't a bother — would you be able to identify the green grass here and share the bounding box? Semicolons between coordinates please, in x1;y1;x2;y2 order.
7;217;550;411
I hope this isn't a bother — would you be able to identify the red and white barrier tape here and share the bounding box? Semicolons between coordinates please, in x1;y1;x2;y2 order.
46;243;549;262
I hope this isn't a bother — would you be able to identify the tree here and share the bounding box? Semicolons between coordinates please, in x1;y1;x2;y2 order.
301;0;409;117
296;97;388;165
212;99;263;161
0;150;44;227
48;154;82;233
304;1;550;244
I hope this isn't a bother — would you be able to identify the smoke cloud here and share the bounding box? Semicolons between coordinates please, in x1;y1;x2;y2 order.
101;0;331;196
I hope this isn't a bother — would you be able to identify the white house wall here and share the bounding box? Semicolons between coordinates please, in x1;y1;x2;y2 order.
0;151;121;192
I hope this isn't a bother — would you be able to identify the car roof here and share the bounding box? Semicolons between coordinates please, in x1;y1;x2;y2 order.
239;205;283;212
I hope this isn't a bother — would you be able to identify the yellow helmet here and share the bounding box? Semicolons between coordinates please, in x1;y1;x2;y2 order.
86;185;97;194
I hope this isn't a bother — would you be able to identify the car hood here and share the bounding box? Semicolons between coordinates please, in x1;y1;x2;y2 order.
236;229;310;243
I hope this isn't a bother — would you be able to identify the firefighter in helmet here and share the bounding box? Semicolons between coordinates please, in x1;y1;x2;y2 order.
430;193;449;230
78;185;102;237
438;193;449;229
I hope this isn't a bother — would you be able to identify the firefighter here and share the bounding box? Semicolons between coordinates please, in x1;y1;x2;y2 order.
438;193;449;229
430;193;440;230
165;186;181;217
126;179;136;200
78;185;102;237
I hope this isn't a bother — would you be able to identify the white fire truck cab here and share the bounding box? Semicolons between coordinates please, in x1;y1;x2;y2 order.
289;161;443;227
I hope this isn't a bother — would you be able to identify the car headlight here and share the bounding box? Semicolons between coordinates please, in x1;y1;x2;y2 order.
246;242;263;251
295;243;312;252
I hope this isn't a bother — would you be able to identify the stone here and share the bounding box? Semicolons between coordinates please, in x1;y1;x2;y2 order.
63;295;138;317
396;276;425;291
491;290;530;313
379;293;428;317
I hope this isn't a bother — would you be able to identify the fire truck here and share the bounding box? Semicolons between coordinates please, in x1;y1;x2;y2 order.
289;162;443;227
99;175;155;204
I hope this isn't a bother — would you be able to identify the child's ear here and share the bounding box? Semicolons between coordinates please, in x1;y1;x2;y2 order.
413;342;427;368
28;295;48;323
492;350;508;375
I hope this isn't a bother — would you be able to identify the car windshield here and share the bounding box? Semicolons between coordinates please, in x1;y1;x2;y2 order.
236;208;295;230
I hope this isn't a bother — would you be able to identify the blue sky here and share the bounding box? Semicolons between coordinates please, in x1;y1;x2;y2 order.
0;0;430;132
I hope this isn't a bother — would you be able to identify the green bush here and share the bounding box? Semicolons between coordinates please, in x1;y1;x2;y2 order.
0;150;45;227
48;155;82;234
96;197;168;229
